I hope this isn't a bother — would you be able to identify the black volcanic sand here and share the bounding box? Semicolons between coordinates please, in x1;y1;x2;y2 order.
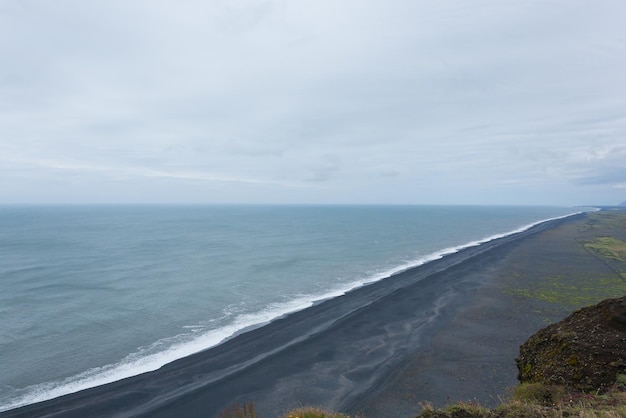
4;211;625;418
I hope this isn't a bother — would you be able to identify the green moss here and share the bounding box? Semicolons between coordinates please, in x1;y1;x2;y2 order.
523;363;532;375
613;374;626;393
436;403;489;417
566;354;579;366
584;237;626;262
580;211;626;232
513;383;565;405
506;273;626;308
507;212;626;310
492;402;547;418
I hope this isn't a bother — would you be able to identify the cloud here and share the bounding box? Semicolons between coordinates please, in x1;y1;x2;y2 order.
573;148;626;187
1;0;626;204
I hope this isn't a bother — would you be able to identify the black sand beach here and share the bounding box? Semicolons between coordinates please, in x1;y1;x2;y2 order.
4;210;625;418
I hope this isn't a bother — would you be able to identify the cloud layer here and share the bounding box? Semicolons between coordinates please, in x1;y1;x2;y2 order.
2;0;625;205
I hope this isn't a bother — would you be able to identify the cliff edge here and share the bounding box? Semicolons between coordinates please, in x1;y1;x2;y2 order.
516;296;626;392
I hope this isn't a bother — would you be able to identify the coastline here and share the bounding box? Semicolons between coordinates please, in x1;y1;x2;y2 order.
1;211;606;418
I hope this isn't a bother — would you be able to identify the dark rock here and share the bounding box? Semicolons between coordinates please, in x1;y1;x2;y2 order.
516;296;626;392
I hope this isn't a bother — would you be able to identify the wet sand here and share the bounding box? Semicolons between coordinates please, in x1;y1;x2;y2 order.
4;211;622;418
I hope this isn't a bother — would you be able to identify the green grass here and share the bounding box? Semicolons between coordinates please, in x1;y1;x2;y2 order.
506;274;626;308
505;212;626;309
584;237;626;263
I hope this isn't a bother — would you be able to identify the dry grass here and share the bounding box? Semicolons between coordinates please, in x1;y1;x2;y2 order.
218;401;257;418
218;403;351;418
215;387;626;417
215;389;626;417
281;406;350;418
415;383;626;418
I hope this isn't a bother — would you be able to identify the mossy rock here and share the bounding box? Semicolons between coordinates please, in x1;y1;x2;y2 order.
516;296;626;392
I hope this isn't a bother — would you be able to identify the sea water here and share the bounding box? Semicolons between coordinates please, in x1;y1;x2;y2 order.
0;205;582;411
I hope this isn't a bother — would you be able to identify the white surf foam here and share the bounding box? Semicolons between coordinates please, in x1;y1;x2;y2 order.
1;209;585;412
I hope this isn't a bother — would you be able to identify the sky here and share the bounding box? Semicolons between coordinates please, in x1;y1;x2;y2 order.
1;0;625;206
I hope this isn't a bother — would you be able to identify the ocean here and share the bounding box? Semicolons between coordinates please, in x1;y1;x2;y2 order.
0;204;582;412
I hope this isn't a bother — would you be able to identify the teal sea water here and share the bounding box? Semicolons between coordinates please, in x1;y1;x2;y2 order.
0;205;582;411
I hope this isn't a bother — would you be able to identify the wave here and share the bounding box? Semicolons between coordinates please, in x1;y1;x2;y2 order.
0;209;585;412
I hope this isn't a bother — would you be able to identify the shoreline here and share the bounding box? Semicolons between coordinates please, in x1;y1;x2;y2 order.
0;210;580;412
0;208;581;413
0;212;592;417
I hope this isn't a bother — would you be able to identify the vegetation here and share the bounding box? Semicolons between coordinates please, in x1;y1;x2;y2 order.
506;273;626;308
216;295;626;418
218;401;257;418
579;211;626;232
281;407;350;418
583;237;626;263
505;211;626;309
416;381;626;417
218;388;626;417
218;403;350;418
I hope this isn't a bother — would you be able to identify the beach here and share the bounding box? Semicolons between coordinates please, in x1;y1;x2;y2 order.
3;210;625;418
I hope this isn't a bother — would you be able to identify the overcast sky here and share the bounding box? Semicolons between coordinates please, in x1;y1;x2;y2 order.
1;0;625;205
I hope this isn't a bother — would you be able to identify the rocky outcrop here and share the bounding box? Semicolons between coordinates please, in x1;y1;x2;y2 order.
516;296;626;392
